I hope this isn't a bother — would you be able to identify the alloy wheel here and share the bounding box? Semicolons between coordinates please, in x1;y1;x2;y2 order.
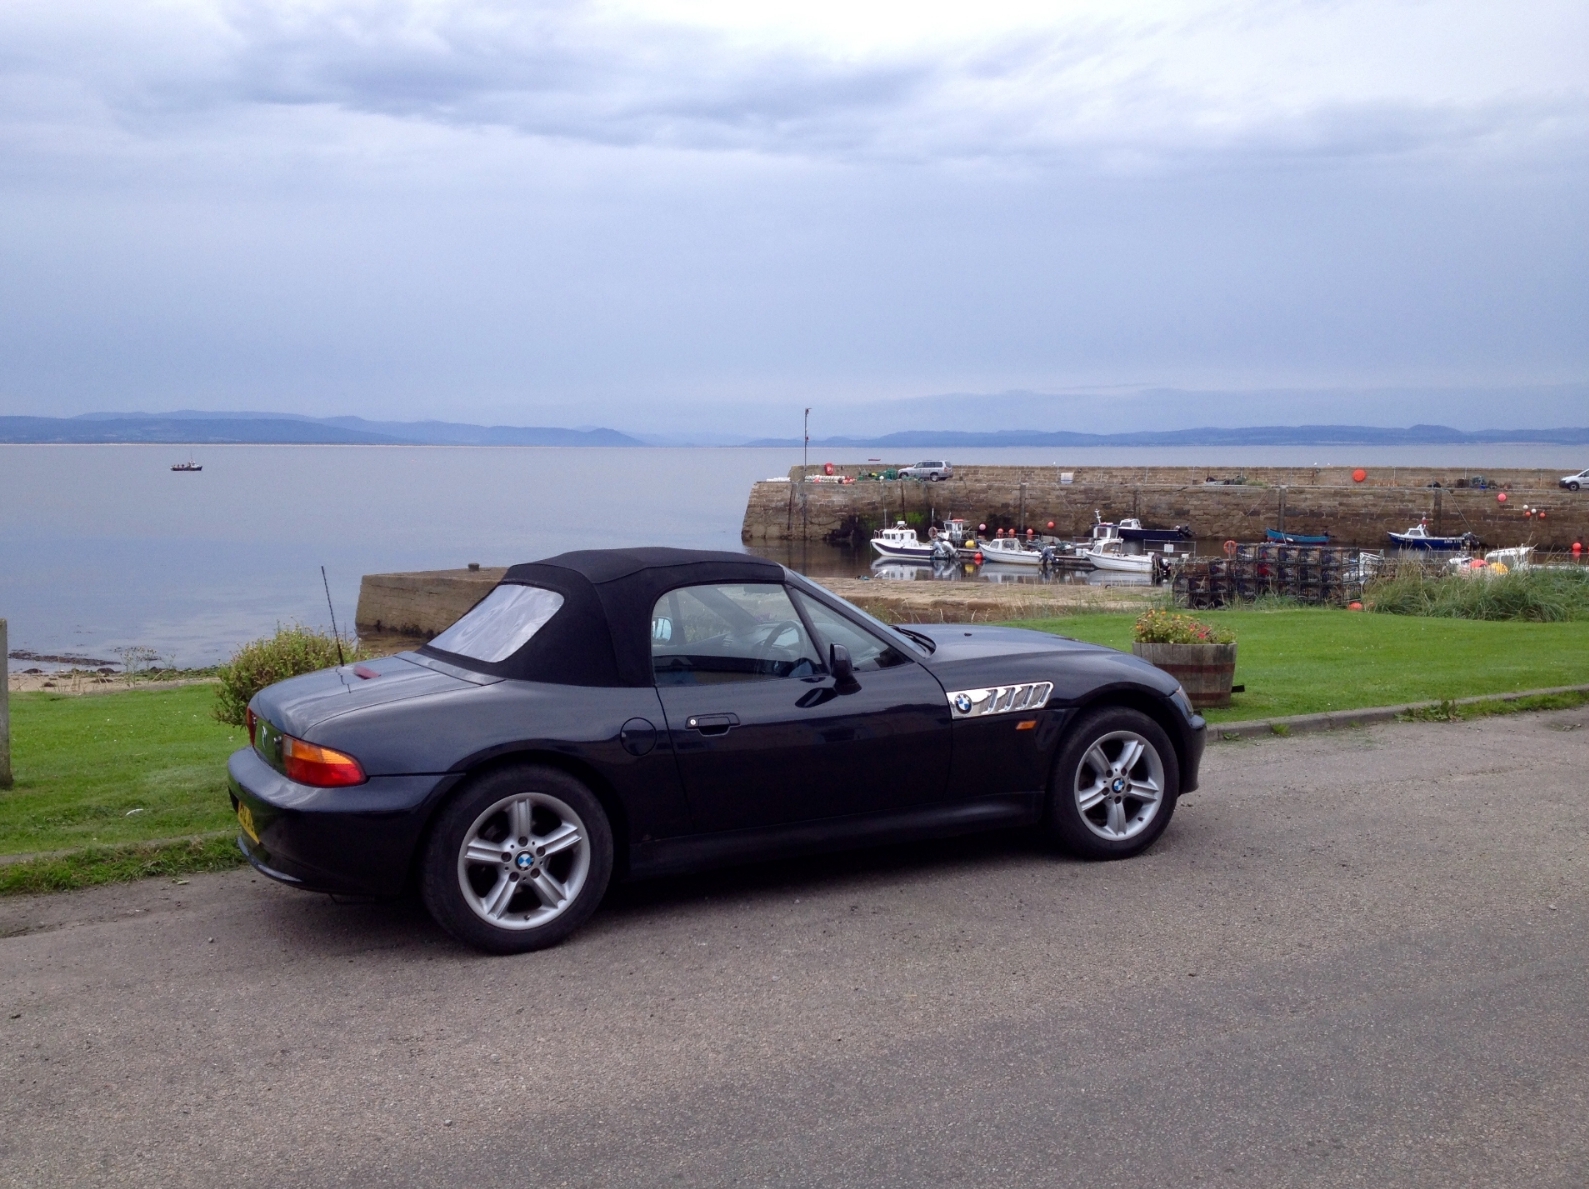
1073;730;1165;841
456;792;592;930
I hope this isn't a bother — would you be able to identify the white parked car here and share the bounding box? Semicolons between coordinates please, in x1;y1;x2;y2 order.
1559;468;1589;491
898;459;953;481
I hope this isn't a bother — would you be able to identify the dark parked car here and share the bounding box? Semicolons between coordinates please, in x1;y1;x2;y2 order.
230;549;1205;952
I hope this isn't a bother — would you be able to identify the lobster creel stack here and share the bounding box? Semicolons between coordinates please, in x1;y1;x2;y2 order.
1173;544;1372;610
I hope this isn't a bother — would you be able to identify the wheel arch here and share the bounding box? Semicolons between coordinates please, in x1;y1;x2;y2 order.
407;748;633;891
1061;687;1195;791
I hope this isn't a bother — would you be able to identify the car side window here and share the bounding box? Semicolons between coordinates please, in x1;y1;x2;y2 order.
791;591;912;672
652;583;822;685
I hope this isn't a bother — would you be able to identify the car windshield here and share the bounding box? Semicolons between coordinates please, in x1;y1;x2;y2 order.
428;584;564;663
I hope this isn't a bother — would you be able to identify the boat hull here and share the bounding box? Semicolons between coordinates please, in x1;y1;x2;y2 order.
1084;549;1153;573
1388;533;1473;551
1119;526;1193;544
1265;529;1329;545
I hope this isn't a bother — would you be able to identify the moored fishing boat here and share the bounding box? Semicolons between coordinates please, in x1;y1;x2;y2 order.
1388;520;1478;551
171;458;202;472
976;536;1044;566
1083;537;1155;573
1265;528;1330;545
1118;518;1193;545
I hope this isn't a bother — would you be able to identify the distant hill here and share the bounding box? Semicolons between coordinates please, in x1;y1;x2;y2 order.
746;424;1589;448
0;413;644;446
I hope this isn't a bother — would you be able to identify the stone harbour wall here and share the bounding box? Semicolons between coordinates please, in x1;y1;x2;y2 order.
744;464;1589;550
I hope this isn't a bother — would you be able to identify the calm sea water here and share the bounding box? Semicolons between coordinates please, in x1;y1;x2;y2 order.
3;442;1582;668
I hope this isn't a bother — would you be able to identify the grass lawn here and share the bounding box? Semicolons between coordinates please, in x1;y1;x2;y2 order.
1022;607;1589;722
1;684;245;891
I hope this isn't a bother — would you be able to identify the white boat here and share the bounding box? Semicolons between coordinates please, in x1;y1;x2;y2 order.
1083;537;1155;573
870;522;935;561
1447;545;1533;576
976;536;1044;566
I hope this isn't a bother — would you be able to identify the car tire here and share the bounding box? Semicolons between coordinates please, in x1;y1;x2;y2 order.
1571;482;1581;492
420;764;613;954
1045;707;1179;860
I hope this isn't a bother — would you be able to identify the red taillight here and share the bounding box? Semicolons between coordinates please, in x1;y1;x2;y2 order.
280;735;366;787
246;707;257;746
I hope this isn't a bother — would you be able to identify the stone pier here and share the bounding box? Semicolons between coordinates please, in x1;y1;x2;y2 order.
743;464;1589;550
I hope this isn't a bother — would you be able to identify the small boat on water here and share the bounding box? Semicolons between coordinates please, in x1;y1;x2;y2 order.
1083;537;1155;574
1118;518;1193;545
171;459;202;472
977;536;1044;566
1266;529;1330;545
1388;520;1478;551
870;522;959;563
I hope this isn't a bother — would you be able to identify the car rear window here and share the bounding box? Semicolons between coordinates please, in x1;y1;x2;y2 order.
428;584;565;663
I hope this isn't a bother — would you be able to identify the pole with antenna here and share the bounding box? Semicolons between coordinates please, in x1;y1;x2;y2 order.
801;407;811;543
321;566;347;667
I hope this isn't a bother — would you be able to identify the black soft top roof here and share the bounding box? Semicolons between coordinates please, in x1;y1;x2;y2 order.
420;548;786;686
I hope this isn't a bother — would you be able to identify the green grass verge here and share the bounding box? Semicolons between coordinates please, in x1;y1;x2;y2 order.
0;834;243;897
1018;607;1589;723
0;684;243;857
1398;690;1589;723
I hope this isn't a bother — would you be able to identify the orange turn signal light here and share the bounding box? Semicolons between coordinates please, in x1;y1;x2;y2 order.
1016;719;1038;731
281;735;366;787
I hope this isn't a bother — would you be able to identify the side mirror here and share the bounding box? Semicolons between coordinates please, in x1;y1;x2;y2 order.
829;643;859;692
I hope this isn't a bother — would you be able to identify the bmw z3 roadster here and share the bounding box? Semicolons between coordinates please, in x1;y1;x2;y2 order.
229;548;1206;953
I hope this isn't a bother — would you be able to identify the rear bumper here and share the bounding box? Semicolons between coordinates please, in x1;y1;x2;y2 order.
227;747;454;897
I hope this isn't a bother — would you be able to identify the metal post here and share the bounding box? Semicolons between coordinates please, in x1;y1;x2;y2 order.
801;407;811;543
1;619;11;790
1278;486;1287;535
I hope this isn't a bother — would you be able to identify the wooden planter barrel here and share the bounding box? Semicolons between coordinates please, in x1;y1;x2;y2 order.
1131;642;1238;709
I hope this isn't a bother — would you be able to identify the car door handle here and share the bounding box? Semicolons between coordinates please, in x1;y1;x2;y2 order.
685;713;740;736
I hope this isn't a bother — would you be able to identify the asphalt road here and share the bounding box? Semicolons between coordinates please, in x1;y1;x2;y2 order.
3;709;1588;1188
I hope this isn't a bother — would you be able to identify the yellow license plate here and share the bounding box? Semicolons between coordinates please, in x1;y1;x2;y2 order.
237;801;260;844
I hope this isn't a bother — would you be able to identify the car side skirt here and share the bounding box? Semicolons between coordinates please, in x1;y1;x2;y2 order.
628;792;1044;880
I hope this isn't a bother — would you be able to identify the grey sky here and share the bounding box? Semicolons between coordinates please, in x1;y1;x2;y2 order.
1;0;1585;435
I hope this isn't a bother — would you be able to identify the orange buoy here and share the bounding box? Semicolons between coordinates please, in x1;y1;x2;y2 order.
1573;541;1583;556
1539;510;1546;519
1026;528;1034;537
1223;539;1238;558
823;461;834;476
1349;601;1364;611
973;551;984;564
1497;492;1507;503
1352;468;1367;483
978;523;987;532
1046;520;1055;530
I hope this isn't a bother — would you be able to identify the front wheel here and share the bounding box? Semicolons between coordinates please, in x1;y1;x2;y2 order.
1046;707;1179;859
421;764;613;953
1570;482;1581;492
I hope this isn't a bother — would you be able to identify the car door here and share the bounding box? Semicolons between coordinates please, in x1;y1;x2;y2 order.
651;582;951;833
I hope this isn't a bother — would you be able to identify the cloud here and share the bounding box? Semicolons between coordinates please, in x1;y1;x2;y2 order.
2;0;1584;167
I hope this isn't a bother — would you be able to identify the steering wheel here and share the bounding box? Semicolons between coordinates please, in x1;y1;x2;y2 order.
748;619;806;665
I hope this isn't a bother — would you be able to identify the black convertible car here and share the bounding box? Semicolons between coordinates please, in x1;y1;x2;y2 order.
230;548;1205;952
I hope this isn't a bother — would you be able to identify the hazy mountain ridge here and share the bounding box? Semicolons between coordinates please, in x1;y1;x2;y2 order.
3;412;1585;448
1;414;643;446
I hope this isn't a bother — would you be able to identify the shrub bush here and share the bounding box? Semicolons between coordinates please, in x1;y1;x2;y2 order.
1133;610;1235;645
1365;566;1589;622
213;625;368;726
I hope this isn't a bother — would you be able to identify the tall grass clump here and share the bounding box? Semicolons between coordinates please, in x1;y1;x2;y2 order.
213;625;368;726
1365;566;1589;622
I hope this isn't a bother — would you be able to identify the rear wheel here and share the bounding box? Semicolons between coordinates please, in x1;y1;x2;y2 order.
421;764;613;953
1046;707;1179;859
